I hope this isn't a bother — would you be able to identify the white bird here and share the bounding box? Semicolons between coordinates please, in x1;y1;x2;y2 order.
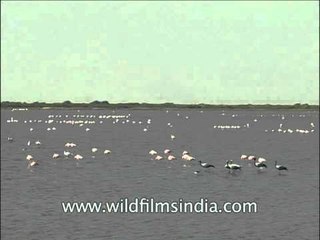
35;141;41;145
7;137;13;142
248;155;256;161
104;149;111;154
170;134;175;140
182;154;195;161
182;151;190;156
257;157;266;163
65;142;76;148
74;154;83;160
28;160;39;168
27;140;31;146
164;149;171;154
240;155;248;160
91;148;98;153
155;155;163;160
26;155;33;161
52;153;60;159
167;155;176;161
64;151;71;157
149;150;157;156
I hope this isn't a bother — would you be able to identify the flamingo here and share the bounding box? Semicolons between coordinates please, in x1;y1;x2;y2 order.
257;157;266;163
182;154;195;161
104;149;111;154
149;150;157;156
65;143;77;148
240;155;248;160
28;160;39;168
155;155;163;160
64;151;71;158
182;151;190;156
91;148;98;153
74;154;83;160
164;149;171;154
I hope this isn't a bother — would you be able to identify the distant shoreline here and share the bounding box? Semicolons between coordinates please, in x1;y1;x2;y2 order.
1;101;319;110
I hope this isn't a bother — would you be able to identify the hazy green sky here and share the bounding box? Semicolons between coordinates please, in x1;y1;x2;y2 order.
1;1;319;104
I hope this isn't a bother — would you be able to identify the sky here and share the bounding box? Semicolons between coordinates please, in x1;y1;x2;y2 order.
1;1;319;104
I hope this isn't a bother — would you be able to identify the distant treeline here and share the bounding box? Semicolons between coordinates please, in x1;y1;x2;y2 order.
1;101;319;110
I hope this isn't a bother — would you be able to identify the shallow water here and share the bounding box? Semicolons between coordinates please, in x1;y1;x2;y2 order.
1;108;319;240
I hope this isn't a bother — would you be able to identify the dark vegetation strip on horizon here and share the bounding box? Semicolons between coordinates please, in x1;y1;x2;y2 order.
1;101;319;110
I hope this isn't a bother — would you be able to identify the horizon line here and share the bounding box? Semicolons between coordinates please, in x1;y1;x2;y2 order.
1;101;319;109
0;100;319;105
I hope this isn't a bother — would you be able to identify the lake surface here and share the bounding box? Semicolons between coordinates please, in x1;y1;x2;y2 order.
1;108;319;240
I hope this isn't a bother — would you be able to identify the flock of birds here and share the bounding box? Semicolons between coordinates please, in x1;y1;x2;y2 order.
20;140;112;169
4;108;316;175
9;134;288;175
148;149;288;175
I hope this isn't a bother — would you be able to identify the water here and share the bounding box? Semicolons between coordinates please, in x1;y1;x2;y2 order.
1;109;319;240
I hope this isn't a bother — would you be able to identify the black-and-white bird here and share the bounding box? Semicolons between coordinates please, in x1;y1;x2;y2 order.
275;161;288;173
225;160;231;169
254;159;267;169
225;160;242;170
199;160;215;168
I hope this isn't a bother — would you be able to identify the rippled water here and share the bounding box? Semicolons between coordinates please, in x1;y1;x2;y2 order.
1;109;319;240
